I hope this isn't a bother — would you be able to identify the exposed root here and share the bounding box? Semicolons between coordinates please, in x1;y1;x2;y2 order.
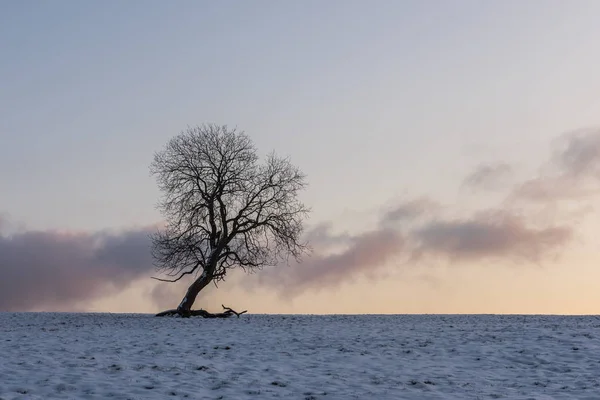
155;309;180;317
155;304;247;318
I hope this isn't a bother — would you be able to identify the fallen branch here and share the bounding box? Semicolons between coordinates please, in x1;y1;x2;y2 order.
221;304;248;318
155;305;247;318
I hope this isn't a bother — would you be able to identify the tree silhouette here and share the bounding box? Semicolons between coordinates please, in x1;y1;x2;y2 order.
150;124;309;317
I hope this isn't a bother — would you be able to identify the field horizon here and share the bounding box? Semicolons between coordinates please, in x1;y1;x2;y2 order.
4;311;600;317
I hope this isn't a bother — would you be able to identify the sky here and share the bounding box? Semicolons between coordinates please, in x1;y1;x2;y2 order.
2;0;600;314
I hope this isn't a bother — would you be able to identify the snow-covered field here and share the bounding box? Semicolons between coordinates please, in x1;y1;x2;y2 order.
1;313;599;399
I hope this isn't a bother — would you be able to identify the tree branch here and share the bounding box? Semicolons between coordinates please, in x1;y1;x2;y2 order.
149;124;310;304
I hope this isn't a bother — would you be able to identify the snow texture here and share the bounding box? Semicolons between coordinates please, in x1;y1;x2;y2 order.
1;313;600;399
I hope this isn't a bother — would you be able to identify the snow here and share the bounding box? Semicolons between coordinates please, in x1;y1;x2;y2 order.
1;313;599;399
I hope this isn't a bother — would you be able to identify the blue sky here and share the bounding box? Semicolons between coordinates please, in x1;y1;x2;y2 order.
2;0;598;231
2;1;600;313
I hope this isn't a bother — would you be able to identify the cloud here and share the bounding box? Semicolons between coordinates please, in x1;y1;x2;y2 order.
462;163;513;190
411;210;572;263
302;222;352;251
510;129;600;203
255;197;437;297
257;129;600;297
381;197;440;223
254;183;575;297
510;176;595;202
553;129;600;178
257;224;405;296
0;225;156;311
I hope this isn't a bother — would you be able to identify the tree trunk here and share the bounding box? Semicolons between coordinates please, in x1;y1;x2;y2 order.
154;256;249;318
176;271;212;317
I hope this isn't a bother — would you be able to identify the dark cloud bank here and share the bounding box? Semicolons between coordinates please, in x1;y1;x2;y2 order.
0;226;155;311
2;129;600;309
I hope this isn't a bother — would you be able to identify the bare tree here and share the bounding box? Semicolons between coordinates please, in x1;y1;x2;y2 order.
150;124;310;317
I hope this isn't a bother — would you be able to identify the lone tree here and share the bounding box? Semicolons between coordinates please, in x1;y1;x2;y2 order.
150;124;309;317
